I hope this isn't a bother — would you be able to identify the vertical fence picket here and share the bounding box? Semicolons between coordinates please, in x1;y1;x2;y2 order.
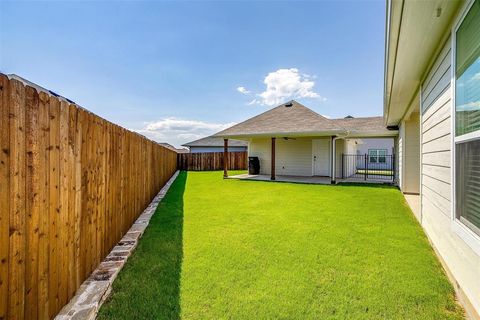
1;75;177;319
8;79;27;320
178;151;247;171
48;96;60;318
25;85;40;320
38;91;50;319
0;75;10;320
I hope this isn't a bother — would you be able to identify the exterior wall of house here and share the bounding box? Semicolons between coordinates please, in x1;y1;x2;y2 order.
334;139;343;178
398;125;404;188
249;137;329;176
342;139;358;178
355;138;395;171
402;113;421;194
189;146;247;153
248;138;272;175
277;138;314;176
413;36;480;315
355;138;394;155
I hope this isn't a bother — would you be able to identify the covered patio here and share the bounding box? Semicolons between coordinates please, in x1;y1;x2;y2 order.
226;173;332;184
227;173;396;185
215;101;398;184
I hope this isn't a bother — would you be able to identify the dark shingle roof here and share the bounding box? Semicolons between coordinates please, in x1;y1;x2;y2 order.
215;100;343;137
332;116;386;131
214;101;394;138
158;143;189;153
182;136;247;147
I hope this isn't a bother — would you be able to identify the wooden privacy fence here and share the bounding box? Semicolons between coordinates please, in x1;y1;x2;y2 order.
0;74;178;320
177;151;247;171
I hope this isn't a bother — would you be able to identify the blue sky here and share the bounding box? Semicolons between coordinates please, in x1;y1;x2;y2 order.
1;1;385;147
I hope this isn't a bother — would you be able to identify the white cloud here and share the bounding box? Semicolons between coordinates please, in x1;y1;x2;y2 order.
134;118;236;148
456;101;480;111
242;68;325;106
469;72;480;82
237;86;250;94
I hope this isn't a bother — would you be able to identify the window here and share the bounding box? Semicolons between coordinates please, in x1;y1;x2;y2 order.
368;149;387;163
455;0;480;236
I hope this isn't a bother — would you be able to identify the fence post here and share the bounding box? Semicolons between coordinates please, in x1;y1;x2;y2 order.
392;153;395;183
364;153;368;181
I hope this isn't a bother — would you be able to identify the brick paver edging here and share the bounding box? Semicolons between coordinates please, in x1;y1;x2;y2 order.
55;171;180;320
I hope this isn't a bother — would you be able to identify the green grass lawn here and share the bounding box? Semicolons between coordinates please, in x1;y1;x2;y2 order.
98;171;464;320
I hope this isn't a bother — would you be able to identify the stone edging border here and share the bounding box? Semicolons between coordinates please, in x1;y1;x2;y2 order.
55;171;180;320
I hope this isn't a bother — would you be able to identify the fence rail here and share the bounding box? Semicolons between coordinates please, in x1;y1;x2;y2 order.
342;153;395;182
178;151;247;171
0;74;178;320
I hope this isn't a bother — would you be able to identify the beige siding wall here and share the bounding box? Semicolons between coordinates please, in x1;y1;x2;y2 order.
248;137;314;176
343;139;358;178
335;139;346;178
248;138;272;175
404;112;421;193
398;124;404;189
418;38;480;314
421;39;452;218
277;138;313;176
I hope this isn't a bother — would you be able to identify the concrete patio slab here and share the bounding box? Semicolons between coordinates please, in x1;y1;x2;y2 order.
227;174;332;185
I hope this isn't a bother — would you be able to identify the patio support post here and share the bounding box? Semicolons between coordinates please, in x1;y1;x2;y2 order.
223;138;228;178
271;137;276;180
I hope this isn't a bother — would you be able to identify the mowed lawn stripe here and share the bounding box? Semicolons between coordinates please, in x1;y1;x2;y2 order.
98;171;464;320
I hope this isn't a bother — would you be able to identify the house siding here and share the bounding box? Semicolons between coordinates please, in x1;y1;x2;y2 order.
418;38;480;315
404;113;421;194
421;39;452;218
398;124;404;189
248;138;272;175
249;137;324;176
277;138;314;176
189;146;247;153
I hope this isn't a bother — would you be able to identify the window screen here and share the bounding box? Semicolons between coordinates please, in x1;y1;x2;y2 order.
456;0;480;137
455;0;480;236
378;150;387;163
456;139;480;236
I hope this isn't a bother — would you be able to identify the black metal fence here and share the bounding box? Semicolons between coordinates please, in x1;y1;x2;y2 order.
342;153;395;182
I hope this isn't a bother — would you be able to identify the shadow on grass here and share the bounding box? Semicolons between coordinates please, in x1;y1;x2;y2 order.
97;171;187;320
336;182;399;189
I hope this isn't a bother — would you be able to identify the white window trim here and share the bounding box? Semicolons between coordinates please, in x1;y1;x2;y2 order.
368;149;387;163
450;0;480;251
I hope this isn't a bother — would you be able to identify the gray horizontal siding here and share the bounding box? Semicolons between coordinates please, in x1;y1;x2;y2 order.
421;39;453;219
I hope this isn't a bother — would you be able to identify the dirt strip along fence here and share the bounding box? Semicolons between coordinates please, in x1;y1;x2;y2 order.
0;74;178;320
177;151;247;171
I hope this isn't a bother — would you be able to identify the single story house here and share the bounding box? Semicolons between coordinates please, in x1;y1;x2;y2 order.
182;136;248;153
385;0;479;317
214;100;397;182
158;142;189;153
350;138;395;171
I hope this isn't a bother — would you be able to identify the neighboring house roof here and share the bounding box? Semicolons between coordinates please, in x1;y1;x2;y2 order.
159;142;189;153
332;116;386;132
182;136;247;147
214;101;396;139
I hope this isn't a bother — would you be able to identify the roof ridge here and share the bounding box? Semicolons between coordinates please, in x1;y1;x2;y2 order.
215;100;343;136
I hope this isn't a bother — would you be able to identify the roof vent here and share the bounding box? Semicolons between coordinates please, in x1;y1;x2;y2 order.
285;102;293;107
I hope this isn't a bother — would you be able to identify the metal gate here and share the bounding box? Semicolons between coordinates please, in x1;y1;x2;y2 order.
342;153;395;182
